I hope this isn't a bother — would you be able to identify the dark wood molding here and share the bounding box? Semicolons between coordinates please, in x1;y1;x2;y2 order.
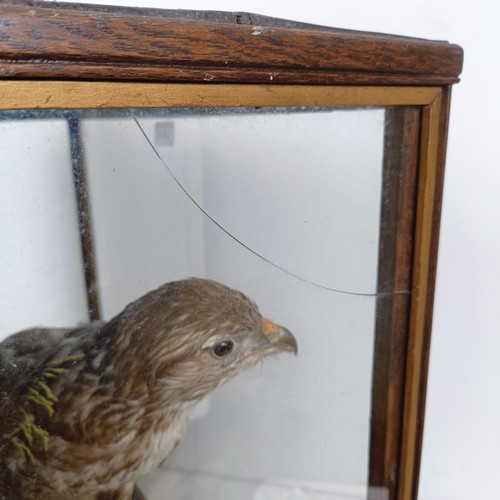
408;86;453;499
67;114;101;322
0;1;463;85
369;107;421;499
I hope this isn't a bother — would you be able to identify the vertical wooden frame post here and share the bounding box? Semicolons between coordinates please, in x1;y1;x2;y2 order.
369;106;421;499
398;90;451;499
67;113;101;321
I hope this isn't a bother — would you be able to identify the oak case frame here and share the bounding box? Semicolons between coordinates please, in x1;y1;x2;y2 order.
0;2;462;499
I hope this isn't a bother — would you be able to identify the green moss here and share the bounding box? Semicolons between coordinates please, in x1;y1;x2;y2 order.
11;436;36;464
19;413;49;451
27;388;55;417
12;351;83;462
37;381;58;402
47;354;84;367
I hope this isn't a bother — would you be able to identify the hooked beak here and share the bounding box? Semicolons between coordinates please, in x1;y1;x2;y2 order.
261;318;298;355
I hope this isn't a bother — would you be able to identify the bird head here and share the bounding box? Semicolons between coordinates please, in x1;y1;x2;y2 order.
104;278;297;407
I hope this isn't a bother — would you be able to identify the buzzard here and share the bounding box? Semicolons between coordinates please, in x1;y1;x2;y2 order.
0;278;297;499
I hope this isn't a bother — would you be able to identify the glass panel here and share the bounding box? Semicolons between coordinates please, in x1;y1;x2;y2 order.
0;107;400;500
85;109;384;308
0;117;89;333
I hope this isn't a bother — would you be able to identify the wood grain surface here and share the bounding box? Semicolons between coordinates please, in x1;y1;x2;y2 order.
369;106;421;498
0;81;442;110
0;2;463;85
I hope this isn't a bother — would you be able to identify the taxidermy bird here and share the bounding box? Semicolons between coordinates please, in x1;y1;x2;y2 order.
0;278;297;499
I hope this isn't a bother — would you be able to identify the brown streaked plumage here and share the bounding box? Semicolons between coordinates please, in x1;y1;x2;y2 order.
0;278;297;499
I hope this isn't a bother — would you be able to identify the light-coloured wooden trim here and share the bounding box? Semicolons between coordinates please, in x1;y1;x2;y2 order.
398;90;443;499
0;81;441;110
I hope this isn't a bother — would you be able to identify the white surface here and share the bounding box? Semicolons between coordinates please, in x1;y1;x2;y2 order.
0;119;88;334
138;109;384;294
82;117;207;318
139;469;371;500
80;109;383;312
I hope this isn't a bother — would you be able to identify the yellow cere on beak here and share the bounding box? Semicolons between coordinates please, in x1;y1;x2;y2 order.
261;318;298;355
261;318;279;339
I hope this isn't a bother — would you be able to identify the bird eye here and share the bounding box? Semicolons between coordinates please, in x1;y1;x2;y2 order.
213;340;234;357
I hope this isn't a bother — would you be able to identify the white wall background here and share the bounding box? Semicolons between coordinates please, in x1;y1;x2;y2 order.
3;1;499;499
0;118;89;331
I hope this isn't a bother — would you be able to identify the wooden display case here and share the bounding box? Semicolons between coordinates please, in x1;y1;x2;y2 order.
0;2;463;499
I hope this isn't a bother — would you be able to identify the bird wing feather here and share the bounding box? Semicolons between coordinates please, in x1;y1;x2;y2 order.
0;327;75;435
